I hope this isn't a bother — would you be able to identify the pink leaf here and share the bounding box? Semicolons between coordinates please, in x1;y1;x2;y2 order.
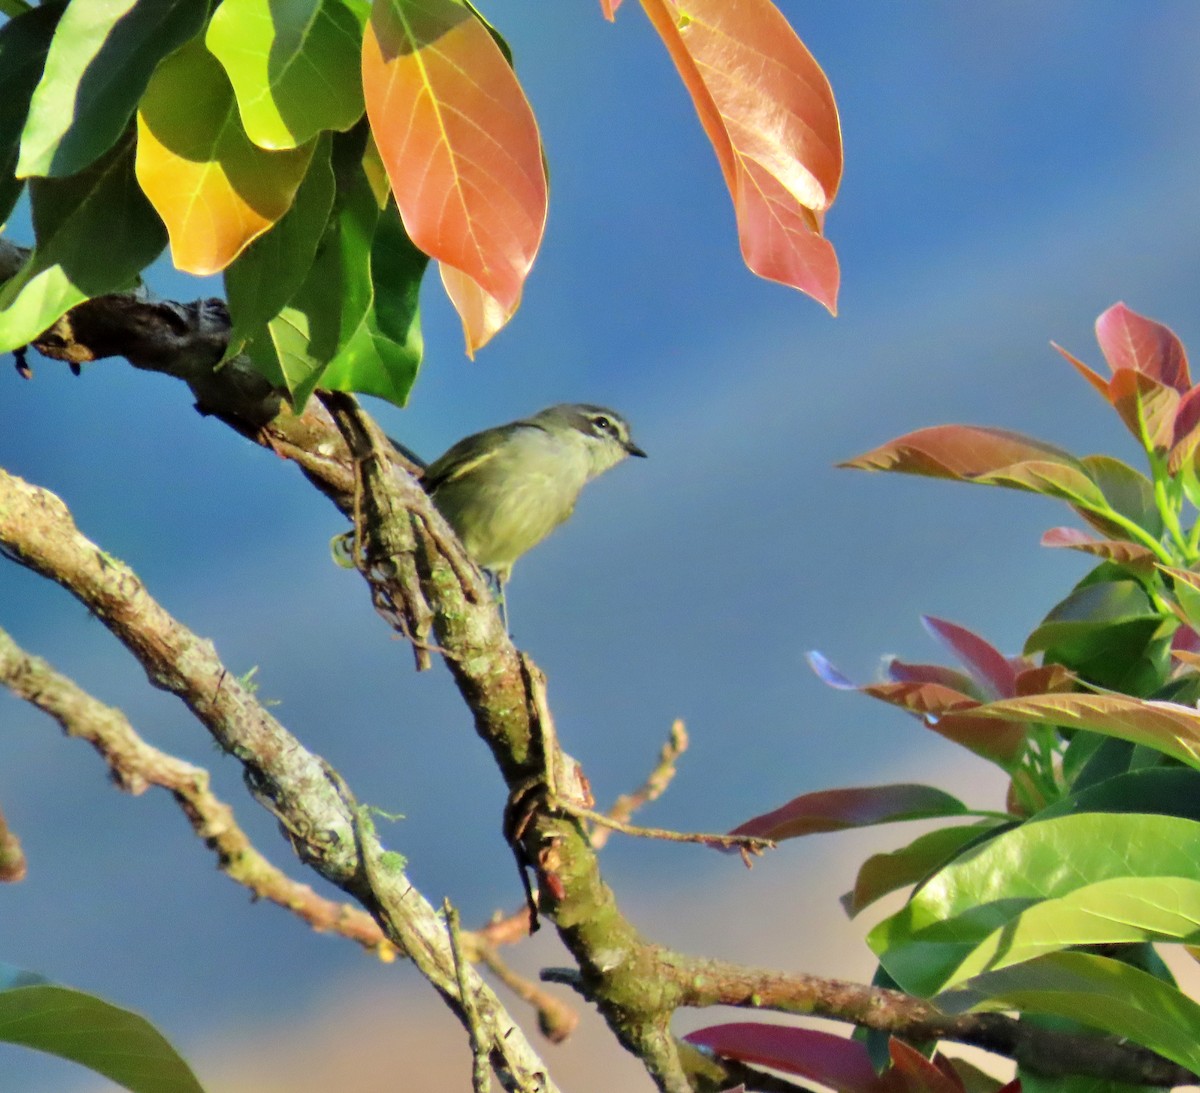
730;784;968;842
921;616;1016;698
685;1024;890;1093
1095;301;1190;393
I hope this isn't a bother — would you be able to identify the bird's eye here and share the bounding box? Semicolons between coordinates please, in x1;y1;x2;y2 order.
591;415;613;434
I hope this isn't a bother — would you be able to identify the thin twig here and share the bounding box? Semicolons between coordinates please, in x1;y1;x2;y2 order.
591;719;688;850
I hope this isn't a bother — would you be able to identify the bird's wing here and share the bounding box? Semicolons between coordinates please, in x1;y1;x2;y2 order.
422;423;526;492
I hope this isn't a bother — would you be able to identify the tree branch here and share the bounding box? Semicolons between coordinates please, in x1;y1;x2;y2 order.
0;622;392;954
0;467;559;1093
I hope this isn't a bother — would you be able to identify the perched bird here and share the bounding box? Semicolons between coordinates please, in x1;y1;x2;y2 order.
424;404;646;617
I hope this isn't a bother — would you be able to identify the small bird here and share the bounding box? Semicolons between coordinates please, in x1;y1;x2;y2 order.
424;404;646;618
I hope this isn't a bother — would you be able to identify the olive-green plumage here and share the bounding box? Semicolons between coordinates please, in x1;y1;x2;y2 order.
424;404;645;586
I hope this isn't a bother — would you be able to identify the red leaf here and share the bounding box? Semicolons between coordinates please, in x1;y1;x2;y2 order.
363;0;546;349
1095;301;1190;393
885;658;981;696
729;784;968;842
888;1041;964;1093
921;617;1016;698
1168;385;1200;474
639;0;842;310
923;712;1027;768
685;1024;889;1093
1040;526;1156;566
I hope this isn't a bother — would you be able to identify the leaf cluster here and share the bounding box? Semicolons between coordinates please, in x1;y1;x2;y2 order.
0;0;844;411
694;303;1200;1089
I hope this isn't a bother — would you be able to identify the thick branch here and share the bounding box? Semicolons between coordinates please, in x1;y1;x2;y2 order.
0;467;558;1093
0;623;391;954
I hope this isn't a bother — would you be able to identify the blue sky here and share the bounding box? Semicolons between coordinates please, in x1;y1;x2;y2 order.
5;3;1200;1089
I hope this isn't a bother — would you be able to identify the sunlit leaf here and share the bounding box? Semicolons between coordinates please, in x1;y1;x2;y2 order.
684;1023;887;1092
0;984;206;1093
962;692;1200;768
841;823;1007;918
842;426;1102;506
938;952;1200;1072
1095;301;1190;393
639;0;841;310
136;38;315;275
16;0;206;179
0;133;166;354
207;0;366;150
1040;527;1155;567
951;874;1200;981
860;680;978;716
439;260;517;356
870;812;1200;996
363;0;546;351
730;784;969;842
0;2;64;223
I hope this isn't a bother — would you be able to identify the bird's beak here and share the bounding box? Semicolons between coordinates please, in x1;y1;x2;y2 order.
626;441;647;458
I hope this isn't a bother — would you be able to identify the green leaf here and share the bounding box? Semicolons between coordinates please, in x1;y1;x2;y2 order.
1024;578;1172;694
206;0;366;150
317;200;425;406
1076;454;1163;539
840;822;1009;918
0;132;167;354
937;951;1200;1072
16;0;207;179
1039;766;1200;821
948;875;1200;986
869;812;1200;995
0;984;206;1093
0;2;64;223
223;132;336;358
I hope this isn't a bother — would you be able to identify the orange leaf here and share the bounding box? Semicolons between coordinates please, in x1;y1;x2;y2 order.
1107;368;1179;451
135;39;313;276
599;0;624;19
439;262;518;357
363;0;546;350
639;0;842;310
841;425;1086;481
